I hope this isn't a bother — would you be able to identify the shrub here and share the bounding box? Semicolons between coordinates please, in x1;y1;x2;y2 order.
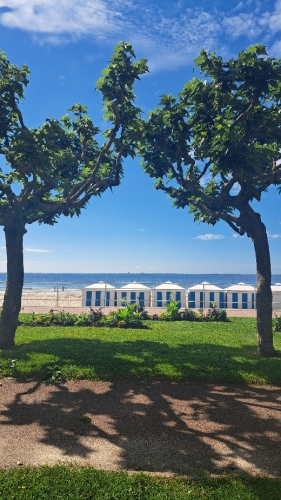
274;314;281;332
101;304;147;328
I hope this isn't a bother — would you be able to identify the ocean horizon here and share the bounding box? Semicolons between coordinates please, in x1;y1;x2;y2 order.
0;272;280;290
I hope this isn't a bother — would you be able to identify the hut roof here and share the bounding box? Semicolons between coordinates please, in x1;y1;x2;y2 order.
155;281;185;290
188;281;222;291
84;281;116;290
225;282;255;291
120;281;150;290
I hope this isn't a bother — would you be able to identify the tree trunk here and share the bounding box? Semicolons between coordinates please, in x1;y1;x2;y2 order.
0;222;26;349
240;205;277;356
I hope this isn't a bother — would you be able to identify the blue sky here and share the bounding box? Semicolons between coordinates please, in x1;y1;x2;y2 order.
0;0;281;274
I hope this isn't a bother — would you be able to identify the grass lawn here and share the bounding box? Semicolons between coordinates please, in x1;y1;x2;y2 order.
1;318;281;498
0;317;281;385
1;465;281;500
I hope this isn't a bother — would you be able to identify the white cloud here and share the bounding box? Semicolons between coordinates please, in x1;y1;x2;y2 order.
138;228;144;231
24;247;51;253
266;0;281;33
223;12;263;38
193;234;225;240
268;233;281;239
0;0;279;70
0;0;124;38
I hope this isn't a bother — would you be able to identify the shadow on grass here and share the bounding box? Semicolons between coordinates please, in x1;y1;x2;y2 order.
3;337;281;385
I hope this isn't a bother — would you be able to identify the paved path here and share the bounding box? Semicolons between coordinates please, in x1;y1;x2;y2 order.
1;379;281;477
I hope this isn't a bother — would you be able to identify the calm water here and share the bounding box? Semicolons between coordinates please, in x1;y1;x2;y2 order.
0;273;280;290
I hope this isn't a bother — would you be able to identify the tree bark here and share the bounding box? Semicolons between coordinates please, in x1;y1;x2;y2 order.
0;222;26;349
239;205;277;356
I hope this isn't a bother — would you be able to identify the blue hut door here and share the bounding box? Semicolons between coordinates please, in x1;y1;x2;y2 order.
121;291;127;305
242;293;248;309
189;291;195;308
219;292;226;309
157;291;162;307
232;292;238;309
139;292;145;307
86;291;92;307
95;291;101;306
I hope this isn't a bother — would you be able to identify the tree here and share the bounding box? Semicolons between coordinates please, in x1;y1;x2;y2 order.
139;45;281;356
0;42;148;349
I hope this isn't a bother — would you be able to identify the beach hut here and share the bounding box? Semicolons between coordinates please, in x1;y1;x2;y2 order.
152;281;186;308
271;283;281;310
187;282;225;309
82;282;116;307
225;282;256;309
116;282;151;307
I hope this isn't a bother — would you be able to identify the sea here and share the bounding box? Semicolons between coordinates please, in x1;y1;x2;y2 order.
0;273;280;291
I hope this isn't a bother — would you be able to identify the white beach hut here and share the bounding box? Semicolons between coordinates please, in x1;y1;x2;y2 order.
82;282;116;307
271;283;281;310
116;282;151;307
225;282;256;309
187;282;225;309
152;281;186;308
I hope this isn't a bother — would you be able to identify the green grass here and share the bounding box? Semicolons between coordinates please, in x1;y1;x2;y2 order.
1;318;281;385
0;465;281;500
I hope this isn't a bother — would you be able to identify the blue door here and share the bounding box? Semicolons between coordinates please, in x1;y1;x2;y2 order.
219;292;226;309
139;292;145;307
157;291;162;307
189;291;195;308
106;291;110;307
130;292;136;304
209;291;214;308
200;291;204;308
86;291;92;307
121;291;127;305
95;291;101;307
175;291;181;308
242;293;248;309
232;292;238;309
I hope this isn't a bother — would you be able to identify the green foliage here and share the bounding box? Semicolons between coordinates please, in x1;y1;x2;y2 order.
139;45;281;230
1;465;281;500
274;314;281;332
101;303;147;328
0;42;149;227
158;299;228;322
159;296;181;321
42;363;64;383
19;309;104;327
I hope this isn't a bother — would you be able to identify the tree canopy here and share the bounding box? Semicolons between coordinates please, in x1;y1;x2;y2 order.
139;45;281;356
0;42;148;349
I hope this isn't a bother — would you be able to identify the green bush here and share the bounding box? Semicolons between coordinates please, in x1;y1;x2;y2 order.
101;304;147;329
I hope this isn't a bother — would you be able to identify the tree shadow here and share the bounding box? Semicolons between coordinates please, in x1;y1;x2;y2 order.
1;338;281;476
6;336;281;384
